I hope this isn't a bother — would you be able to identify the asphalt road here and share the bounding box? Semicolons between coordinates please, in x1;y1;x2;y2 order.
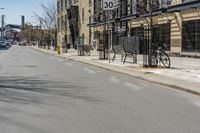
0;46;200;133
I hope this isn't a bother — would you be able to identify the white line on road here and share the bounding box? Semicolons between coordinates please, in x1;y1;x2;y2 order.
50;56;56;59
124;82;143;91
192;101;200;107
109;77;119;83
57;59;63;62
83;67;97;74
65;62;74;66
178;93;200;108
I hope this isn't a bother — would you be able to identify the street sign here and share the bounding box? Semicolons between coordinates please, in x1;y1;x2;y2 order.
103;0;114;10
113;0;119;9
103;0;119;10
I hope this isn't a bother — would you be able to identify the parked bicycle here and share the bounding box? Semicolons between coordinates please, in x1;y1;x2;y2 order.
151;44;171;68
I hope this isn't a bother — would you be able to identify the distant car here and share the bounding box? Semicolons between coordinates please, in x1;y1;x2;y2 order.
0;40;12;48
0;41;3;48
13;41;19;45
0;40;6;48
5;41;12;48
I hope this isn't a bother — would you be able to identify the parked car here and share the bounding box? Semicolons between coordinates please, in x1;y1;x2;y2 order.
13;41;19;45
5;41;12;48
0;40;6;48
0;40;12;48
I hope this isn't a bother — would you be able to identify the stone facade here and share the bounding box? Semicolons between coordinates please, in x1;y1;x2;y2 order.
57;0;200;55
57;0;93;52
129;8;200;54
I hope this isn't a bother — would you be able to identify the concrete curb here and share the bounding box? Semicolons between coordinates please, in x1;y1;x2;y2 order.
72;60;200;96
32;47;200;96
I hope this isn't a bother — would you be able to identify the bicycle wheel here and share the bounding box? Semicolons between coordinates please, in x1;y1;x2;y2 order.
160;52;170;68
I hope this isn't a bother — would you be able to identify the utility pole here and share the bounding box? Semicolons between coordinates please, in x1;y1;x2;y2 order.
1;15;5;38
149;0;153;67
0;8;5;38
21;16;25;29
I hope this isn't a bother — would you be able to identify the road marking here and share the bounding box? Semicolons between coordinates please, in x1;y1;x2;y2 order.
179;94;200;108
109;77;119;83
57;59;63;62
50;56;56;59
191;99;200;108
83;67;97;74
65;62;73;66
124;82;143;91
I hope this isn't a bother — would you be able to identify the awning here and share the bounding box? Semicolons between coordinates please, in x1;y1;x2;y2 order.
88;19;115;27
87;22;104;27
140;10;164;18
120;8;166;22
120;14;137;22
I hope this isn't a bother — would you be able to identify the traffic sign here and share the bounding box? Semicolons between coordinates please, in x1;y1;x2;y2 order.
113;0;119;8
103;0;114;10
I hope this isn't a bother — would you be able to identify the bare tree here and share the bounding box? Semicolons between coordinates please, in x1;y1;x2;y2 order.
34;0;57;50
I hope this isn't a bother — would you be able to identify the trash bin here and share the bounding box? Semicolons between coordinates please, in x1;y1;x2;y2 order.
98;49;108;60
98;33;108;60
77;36;85;56
78;46;84;56
62;43;67;53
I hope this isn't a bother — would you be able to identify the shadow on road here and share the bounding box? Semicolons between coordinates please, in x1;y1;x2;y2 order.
0;76;101;105
0;47;11;51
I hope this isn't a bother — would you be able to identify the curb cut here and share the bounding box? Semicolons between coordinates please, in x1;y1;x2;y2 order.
31;47;200;96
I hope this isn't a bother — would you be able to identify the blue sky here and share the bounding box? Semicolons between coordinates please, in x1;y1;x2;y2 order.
0;0;44;25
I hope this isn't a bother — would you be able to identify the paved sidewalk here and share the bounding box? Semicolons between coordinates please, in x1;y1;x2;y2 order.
32;46;200;95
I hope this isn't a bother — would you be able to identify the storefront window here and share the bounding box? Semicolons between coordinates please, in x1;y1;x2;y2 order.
152;23;171;51
130;27;144;54
182;19;200;52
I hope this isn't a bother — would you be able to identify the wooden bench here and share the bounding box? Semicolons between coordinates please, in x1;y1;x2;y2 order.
119;36;139;64
123;44;137;64
83;45;93;56
112;44;123;62
78;45;93;56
